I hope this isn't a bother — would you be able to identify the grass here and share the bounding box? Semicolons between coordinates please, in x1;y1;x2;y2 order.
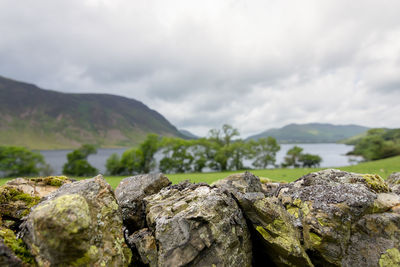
1;156;400;189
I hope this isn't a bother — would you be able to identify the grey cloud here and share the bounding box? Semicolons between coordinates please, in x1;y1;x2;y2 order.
0;0;400;137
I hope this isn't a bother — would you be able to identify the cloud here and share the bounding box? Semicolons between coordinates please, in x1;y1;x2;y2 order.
0;0;400;137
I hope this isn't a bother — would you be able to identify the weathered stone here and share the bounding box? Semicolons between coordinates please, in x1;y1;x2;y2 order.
132;181;252;267
214;172;312;266
21;175;131;266
0;186;41;233
6;176;74;198
0;176;74;265
115;173;171;233
387;172;400;195
126;228;158;267
216;169;400;267
0;238;24;267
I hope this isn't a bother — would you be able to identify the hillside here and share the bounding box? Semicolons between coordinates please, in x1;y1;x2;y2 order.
0;76;185;149
179;129;199;139
247;123;369;143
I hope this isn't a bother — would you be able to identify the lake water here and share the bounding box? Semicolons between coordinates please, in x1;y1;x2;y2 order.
40;143;359;175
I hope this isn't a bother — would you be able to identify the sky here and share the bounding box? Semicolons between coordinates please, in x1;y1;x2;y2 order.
1;0;400;137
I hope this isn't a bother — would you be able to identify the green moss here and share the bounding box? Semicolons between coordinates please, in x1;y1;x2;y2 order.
379;248;400;267
0;186;40;217
362;174;390;193
0;228;36;265
259;177;272;184
29;176;69;187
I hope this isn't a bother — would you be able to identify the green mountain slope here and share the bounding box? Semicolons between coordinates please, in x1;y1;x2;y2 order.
179;129;199;139
247;123;370;143
0;76;185;149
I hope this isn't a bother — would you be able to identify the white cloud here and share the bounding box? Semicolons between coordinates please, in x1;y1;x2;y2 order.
0;0;399;137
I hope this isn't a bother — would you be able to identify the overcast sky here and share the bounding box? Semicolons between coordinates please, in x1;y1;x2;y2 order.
1;0;400;137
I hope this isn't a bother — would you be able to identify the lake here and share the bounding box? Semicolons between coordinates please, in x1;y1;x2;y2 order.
40;143;359;175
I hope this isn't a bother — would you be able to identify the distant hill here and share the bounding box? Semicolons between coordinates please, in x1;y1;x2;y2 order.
0;75;185;149
247;123;370;143
179;129;199;139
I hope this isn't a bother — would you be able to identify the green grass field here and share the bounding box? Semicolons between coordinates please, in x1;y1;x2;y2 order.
1;156;400;189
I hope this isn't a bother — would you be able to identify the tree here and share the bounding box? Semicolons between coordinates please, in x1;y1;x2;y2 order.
108;134;161;175
349;128;400;161
299;153;322;168
250;137;280;169
282;146;303;168
119;148;143;175
159;138;193;173
105;153;124;175
207;124;241;171
63;144;98;176
138;134;160;173
0;146;48;177
229;140;250;171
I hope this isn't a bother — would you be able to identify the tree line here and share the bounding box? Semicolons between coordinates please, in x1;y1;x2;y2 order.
348;128;400;161
0;125;323;177
104;124;322;176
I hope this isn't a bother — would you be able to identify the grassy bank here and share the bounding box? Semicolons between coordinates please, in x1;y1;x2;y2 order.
1;156;400;189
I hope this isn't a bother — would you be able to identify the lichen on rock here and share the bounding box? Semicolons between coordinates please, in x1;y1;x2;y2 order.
128;181;253;267
21;175;131;266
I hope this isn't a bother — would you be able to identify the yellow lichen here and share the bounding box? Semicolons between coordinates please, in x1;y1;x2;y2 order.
309;232;322;247
379;248;400;267
259;177;272;184
362;174;390;193
287;206;299;218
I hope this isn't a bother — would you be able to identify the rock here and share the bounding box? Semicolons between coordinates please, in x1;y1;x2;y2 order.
0;185;41;231
0;176;74;230
216;169;400;267
387;172;400;194
115;173;171;233
214;172;312;266
0;176;74;265
21;175;131;266
130;181;252;267
0;228;34;266
5;176;74;198
0;238;24;267
126;228;158;266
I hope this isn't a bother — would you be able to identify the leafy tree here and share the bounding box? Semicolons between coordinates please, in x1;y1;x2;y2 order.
299;153;322;168
0;146;48;177
250;137;280;169
222;124;239;146
207;124;241;171
190;139;209;172
229;140;250;171
138;134;160;173
63;144;98;176
282;146;303;168
349;128;400;161
119;148;143;175
159;138;193;173
105;153;124;175
107;134;161;175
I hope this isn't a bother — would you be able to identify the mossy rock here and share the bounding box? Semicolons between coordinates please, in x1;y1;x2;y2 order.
28;176;71;187
361;174;390;193
0;228;35;265
0;185;40;223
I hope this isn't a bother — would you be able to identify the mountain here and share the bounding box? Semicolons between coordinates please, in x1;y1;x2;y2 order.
0;75;185;149
247;123;370;143
179;129;199;139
